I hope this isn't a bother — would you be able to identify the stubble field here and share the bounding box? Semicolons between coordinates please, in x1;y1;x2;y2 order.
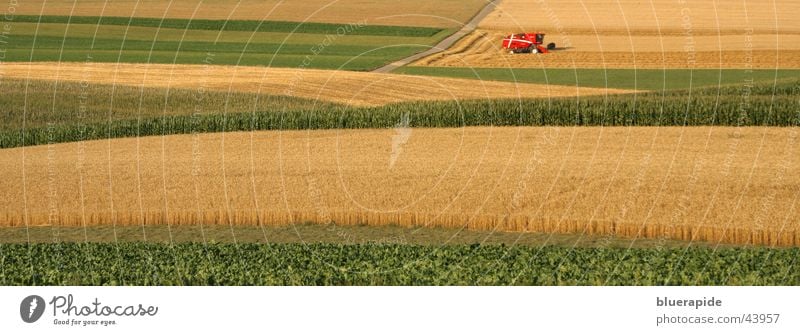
12;0;486;27
0;62;634;106
414;0;800;69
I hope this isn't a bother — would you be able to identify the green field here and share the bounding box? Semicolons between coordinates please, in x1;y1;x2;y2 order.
396;67;800;91
0;79;341;132
1;17;452;70
2;78;797;148
2;12;799;288
0;242;796;285
12;15;444;36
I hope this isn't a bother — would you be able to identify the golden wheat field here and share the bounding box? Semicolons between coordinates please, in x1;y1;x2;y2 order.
415;0;800;68
0;62;635;106
13;0;486;27
1;127;797;246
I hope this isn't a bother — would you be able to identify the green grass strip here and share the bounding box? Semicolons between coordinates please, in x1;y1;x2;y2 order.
11;15;443;37
7;35;420;57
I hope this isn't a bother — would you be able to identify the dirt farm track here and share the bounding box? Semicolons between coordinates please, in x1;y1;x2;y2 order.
415;0;800;69
1;127;797;246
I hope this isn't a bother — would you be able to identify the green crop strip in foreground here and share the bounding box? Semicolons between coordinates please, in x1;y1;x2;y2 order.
0;243;796;285
11;15;443;37
1;79;797;149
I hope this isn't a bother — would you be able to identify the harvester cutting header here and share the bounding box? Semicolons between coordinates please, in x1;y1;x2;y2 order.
501;33;556;54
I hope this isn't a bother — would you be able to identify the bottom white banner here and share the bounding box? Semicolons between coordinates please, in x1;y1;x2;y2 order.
0;286;795;334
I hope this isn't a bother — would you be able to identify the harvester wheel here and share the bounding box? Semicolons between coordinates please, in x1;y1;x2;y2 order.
531;47;539;54
509;50;515;54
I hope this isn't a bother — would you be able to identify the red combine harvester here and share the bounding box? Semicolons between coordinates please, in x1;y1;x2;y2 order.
502;33;556;54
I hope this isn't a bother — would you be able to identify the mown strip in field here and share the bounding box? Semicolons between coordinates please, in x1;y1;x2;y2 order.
8;22;451;46
11;15;444;37
1;243;797;285
1;79;796;148
396;67;800;90
1;50;400;70
7;35;427;57
0;223;730;248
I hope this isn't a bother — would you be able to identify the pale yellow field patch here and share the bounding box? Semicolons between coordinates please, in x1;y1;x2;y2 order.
13;0;488;28
0;62;637;106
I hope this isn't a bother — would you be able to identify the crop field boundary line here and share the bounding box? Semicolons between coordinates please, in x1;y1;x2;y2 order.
373;0;501;73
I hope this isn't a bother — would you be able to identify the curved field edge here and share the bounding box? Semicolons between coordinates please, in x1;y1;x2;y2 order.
0;243;797;285
0;63;630;106
1;79;798;149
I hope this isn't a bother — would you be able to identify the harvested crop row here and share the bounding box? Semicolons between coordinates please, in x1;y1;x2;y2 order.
414;30;800;69
417;0;800;69
0;62;635;106
1;127;797;246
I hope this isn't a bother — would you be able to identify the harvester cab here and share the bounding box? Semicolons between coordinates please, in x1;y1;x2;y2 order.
502;33;556;54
